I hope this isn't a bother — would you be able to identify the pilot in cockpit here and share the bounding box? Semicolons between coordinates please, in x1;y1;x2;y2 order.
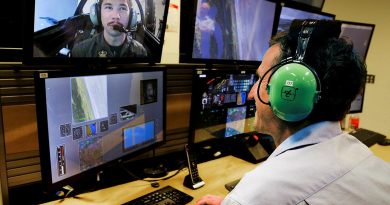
71;0;147;57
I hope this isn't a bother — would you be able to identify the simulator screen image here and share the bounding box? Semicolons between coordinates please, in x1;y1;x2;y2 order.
192;71;257;143
71;75;108;123
43;71;164;183
192;0;275;62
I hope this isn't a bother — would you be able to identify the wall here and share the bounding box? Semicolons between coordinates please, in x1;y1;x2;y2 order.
161;0;181;64
323;0;390;135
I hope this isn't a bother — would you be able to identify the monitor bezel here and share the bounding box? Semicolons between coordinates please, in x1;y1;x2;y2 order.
188;67;258;146
34;66;167;192
267;0;325;11
286;0;325;11
179;0;277;66
23;0;171;66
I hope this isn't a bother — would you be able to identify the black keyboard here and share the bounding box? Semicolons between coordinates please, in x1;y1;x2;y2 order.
123;186;193;205
349;128;386;147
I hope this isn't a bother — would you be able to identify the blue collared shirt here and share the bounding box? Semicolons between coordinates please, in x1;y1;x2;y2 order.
223;121;390;205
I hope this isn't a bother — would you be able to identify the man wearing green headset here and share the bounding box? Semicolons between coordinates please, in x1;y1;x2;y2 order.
196;19;390;205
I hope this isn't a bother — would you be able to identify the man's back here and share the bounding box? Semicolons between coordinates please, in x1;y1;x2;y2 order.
223;122;390;205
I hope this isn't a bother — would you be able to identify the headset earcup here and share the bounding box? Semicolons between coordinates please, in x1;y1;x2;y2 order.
268;63;318;122
90;3;101;27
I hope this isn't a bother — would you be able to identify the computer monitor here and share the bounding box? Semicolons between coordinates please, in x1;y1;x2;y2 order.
275;5;335;34
349;90;365;114
340;21;375;62
23;0;170;65
34;67;166;191
0;1;23;62
180;0;276;65
339;21;374;113
189;69;258;145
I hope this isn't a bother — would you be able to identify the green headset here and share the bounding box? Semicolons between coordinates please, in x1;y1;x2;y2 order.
258;20;322;122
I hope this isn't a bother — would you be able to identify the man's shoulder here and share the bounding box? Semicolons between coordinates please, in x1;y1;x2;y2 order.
227;134;376;204
129;39;143;46
129;39;146;50
305;154;390;204
71;34;101;57
74;34;99;47
126;39;147;56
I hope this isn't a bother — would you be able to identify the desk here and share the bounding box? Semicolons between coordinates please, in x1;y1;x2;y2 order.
42;145;390;205
371;143;390;162
41;156;256;205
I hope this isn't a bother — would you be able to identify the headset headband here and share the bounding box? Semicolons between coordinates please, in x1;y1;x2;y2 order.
295;20;316;61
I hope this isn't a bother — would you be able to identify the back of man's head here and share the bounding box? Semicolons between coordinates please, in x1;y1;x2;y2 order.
273;19;366;123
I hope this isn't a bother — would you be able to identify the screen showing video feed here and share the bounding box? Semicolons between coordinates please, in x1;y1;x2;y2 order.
340;22;375;61
32;0;169;61
42;70;164;184
277;6;334;33
191;69;258;143
192;0;276;62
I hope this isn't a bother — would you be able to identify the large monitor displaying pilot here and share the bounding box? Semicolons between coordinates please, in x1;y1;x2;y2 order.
27;0;170;64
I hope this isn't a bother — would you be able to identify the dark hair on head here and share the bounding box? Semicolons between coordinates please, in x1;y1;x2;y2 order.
270;19;367;122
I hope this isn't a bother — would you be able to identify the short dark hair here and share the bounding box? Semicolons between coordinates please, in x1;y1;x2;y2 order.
270;19;367;122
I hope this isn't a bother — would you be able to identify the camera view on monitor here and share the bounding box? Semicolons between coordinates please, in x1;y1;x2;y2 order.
31;0;169;62
276;6;334;33
36;70;165;186
191;70;258;143
192;0;276;62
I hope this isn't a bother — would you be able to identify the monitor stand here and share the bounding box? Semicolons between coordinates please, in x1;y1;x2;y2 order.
142;149;168;178
143;164;168;178
231;133;270;164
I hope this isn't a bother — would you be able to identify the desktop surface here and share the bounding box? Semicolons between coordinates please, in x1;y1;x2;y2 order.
37;144;389;205
40;155;256;205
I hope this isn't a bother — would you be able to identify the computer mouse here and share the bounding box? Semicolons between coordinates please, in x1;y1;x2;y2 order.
378;138;390;146
151;182;160;188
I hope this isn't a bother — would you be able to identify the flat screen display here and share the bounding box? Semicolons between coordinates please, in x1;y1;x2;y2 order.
340;21;374;113
24;0;170;64
276;6;335;33
181;0;276;64
190;69;258;144
340;21;375;61
349;91;365;113
35;68;166;190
